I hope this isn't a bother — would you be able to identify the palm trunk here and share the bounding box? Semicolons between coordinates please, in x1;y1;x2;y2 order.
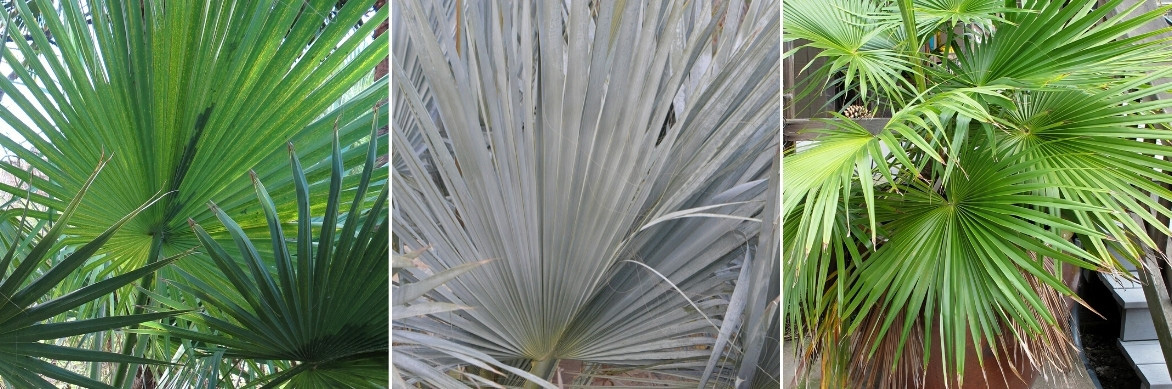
524;358;559;389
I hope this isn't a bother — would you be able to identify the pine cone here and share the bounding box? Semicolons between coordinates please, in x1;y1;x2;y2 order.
841;105;873;119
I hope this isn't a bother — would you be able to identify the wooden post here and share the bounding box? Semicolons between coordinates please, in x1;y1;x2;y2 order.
1138;249;1172;377
782;118;890;141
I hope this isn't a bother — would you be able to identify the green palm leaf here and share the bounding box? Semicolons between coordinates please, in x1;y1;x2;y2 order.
996;76;1172;260
784;0;914;105
844;150;1103;378
908;0;1017;33
149;125;386;388
0;1;387;383
0;158;183;388
0;0;387;282
947;0;1172;88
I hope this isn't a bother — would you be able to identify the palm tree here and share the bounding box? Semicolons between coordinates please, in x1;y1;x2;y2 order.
393;0;779;386
0;0;387;385
785;0;1172;386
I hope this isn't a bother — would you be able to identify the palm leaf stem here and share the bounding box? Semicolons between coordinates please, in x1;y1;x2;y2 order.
897;0;927;93
113;232;165;387
524;358;560;389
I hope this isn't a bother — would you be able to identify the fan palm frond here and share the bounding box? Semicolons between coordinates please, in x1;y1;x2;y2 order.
394;0;779;385
144;123;387;388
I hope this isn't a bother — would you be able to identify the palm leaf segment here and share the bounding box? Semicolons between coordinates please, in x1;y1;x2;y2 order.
149;124;387;388
0;158;184;389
